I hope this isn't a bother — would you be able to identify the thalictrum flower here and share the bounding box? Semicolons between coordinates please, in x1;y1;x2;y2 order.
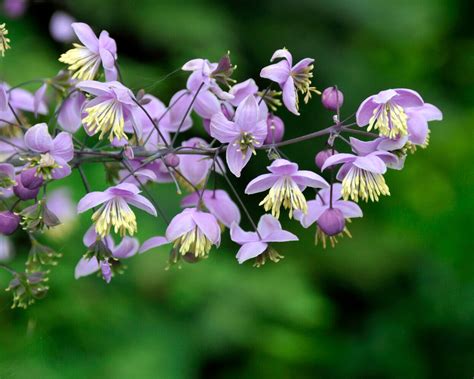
59;22;117;81
49;11;76;43
405;103;443;147
181;189;241;228
165;208;221;259
23;123;74;180
77;183;157;238
322;147;398;202
245;159;329;218
57;90;86;133
260;48;319;115
0;23;11;57
230;214;298;266
294;184;362;248
77;80;137;142
210;95;267;177
356;88;424;139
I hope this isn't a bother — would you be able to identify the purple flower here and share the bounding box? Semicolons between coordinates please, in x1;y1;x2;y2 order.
260;48;318;115
230;214;297;266
181;189;241;228
0;163;16;194
23;123;74;180
58;90;86;133
405;103;443;147
210;95;267;177
294;183;362;248
321;86;344;111
166;208;221;259
229;79;259;107
245;159;329;218
77;80;137;142
315;149;337;170
322;147;398;202
75;226;140;282
59;22;118;81
264;114;285;144
0;210;20;235
356;88;425;139
77;183;157;238
159;90;194;132
3;0;27;19
49;11;76;43
33;84;48;117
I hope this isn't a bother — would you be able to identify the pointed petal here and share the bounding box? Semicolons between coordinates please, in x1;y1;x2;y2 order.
334;200;363;218
210;112;238;143
234;95;258;131
166;210;196;241
270;49;293;65
257;214;282;238
260;60;291;84
356;96;378;126
282;77;298;115
230;222;259;244
74;257;100;279
236;241;268;263
226;143;252;178
245;173;278;194
77;191;112;213
291;171;329;189
192;211;221;245
264;230;298;243
127;194;157;216
139;236;169;254
353;155;386;174
112;237;139;259
321;153;356;171
72;22;99;52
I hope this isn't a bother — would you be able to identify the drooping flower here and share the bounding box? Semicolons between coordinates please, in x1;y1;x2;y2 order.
322;148;398;202
77;183;157;238
77;80;136;142
0;23;11;57
245;159;329;219
230;214;298;266
181;189;240;228
260;48;319;115
23;123;74;180
59;22;117;81
57;90;86;133
0;210;20;235
405;103;443;147
49;11;76;43
321;86;344;111
210;95;267;177
294;184;362;248
356;89;425;139
165;208;221;259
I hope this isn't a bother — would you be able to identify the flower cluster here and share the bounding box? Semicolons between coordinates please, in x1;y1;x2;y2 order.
0;21;442;308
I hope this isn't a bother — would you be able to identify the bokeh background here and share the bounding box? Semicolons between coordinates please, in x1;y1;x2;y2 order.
0;0;473;378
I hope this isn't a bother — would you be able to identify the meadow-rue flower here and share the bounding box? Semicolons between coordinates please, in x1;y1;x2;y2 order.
77;80;136;142
230;214;298;266
245;159;329;219
405;103;443;147
57;90;86;133
49;11;76;43
166;208;221;259
13;174;40;200
210;95;267;177
77;183;157;238
0;23;11;57
181;189;241;228
356;88;425;139
260;48;319;115
59;22;117;81
264;113;285;144
322;149;398;202
294;183;362;248
0;210;20;235
315;149;337;170
23;123;74;180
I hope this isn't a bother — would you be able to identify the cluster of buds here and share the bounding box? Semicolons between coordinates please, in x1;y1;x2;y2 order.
0;20;443;308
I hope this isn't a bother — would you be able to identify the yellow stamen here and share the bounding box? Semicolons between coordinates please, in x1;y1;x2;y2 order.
368;102;408;139
173;227;212;258
291;64;320;111
92;198;137;238
341;167;390;202
0;24;11;57
59;44;101;81
315;225;352;249
259;177;307;219
82;99;127;142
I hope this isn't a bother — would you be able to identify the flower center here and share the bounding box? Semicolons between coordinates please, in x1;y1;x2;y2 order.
291;65;319;109
315;224;352;249
92;197;137;238
259;177;308;219
342;167;390;202
59;44;101;81
28;153;60;180
368;102;408;139
82;98;127;142
173;226;212;258
235;132;259;157
253;246;283;268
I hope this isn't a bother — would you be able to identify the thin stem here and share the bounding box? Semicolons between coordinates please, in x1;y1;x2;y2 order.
132;98;169;148
0;263;16;275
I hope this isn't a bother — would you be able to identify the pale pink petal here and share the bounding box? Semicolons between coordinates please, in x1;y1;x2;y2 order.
210;112;238;143
127;194;157;216
356;96;379;126
74;257;100;279
24;123;53;152
291;171;329;189
245;173;278;194
236;241;268;263
139;236;169;254
230;222;259;244
282;77;298;115
226;143;252;177
260;60;291;84
77;191;112;213
321;153;356;171
72;22;99;53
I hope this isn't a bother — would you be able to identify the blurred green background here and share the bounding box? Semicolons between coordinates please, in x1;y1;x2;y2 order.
1;0;473;378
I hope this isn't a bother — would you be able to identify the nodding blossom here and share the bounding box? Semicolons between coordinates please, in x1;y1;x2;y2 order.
356;88;427;139
23;123;74;181
165;208;221;259
210;95;267;177
230;214;298;266
77;80;136;142
59;22;117;81
294;184;363;248
322;144;398;202
77;183;157;238
245;159;329;219
260;48;319;115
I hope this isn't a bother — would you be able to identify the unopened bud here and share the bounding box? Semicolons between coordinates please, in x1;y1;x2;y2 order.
13;175;40;200
164;154;180;168
315;149;337;170
264;114;285;144
123;145;134;160
321;86;344;111
317;208;345;236
20;168;43;190
0;211;20;235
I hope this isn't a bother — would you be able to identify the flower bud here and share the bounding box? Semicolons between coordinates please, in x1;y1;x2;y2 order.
317;208;345;236
164;153;180;168
20;168;43;190
0;211;20;235
264;114;285;144
315;149;337;170
321;87;344;111
13;175;39;200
